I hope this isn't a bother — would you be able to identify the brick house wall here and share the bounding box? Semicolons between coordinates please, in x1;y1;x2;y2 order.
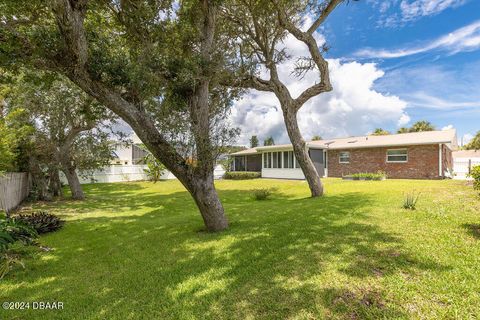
327;144;451;179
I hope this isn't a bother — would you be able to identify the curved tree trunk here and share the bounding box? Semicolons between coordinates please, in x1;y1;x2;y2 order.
283;107;324;197
187;174;228;232
62;165;84;200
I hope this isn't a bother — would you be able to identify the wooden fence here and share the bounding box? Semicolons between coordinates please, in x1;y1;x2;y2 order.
0;172;30;213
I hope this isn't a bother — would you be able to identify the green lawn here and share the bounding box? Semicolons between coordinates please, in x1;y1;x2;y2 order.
1;178;479;319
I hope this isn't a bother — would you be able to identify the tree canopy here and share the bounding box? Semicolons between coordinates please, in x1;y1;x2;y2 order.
250;135;259;148
371;128;390;136
465;131;480;150
311;135;322;141
263;136;275;146
397;121;436;133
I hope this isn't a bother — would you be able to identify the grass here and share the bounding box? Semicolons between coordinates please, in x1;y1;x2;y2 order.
1;178;480;319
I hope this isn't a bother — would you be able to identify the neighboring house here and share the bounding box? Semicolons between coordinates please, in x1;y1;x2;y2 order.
230;129;458;180
112;134;148;165
452;150;480;180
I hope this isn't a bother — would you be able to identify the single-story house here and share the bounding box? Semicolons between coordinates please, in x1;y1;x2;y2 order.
230;129;458;179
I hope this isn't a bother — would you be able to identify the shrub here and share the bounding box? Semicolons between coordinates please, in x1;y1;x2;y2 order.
0;217;38;251
348;171;386;181
224;171;261;180
403;191;420;210
251;188;276;200
143;153;166;183
468;165;480;192
15;211;64;234
0;216;38;279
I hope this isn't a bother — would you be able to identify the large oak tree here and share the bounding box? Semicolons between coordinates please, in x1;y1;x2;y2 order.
222;0;351;197
0;0;239;231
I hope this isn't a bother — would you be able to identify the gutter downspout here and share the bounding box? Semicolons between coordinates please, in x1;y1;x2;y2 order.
438;144;443;178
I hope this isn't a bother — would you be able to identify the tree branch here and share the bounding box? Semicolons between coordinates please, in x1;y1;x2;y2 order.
273;0;334;111
307;0;344;34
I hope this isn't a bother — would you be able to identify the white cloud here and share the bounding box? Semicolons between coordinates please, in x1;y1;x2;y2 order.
371;0;469;28
462;133;474;146
400;0;467;21
442;124;454;130
356;20;480;58
230;35;409;145
398;113;411;126
400;0;467;20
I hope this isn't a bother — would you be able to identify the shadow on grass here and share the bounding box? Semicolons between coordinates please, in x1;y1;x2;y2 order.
2;184;451;319
462;223;480;240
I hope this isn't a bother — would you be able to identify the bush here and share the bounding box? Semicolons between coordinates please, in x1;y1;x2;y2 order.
224;171;261;180
0;217;36;279
403;191;420;210
15;211;64;234
468;165;480;192
251;188;276;200
0;217;38;251
346;171;386;181
0;216;38;279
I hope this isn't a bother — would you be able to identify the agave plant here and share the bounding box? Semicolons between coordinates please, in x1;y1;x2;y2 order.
403;191;421;210
15;211;64;234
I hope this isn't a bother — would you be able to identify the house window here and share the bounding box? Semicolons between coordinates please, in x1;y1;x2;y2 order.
264;152;283;168
339;151;350;164
263;152;274;168
272;152;282;168
234;156;246;171
283;151;294;168
387;149;408;163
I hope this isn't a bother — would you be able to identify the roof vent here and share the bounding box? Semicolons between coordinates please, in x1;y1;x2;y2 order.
348;140;357;143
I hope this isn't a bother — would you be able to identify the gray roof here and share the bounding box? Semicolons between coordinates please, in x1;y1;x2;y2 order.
231;129;457;155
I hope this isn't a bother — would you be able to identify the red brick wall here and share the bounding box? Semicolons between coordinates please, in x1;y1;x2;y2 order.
326;144;450;179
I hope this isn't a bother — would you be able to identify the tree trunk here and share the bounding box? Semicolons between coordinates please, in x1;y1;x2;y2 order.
29;158;52;201
62;165;84;200
48;167;63;197
187;174;228;232
283;107;324;197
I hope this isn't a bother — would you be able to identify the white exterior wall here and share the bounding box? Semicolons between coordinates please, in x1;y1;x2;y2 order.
113;145;133;165
261;168;305;180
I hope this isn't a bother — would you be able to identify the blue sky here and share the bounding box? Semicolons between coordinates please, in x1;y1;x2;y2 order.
325;0;480;144
231;0;479;146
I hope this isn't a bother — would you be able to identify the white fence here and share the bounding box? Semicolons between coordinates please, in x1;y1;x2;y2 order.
60;165;151;185
453;159;480;180
0;173;30;213
60;164;227;185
